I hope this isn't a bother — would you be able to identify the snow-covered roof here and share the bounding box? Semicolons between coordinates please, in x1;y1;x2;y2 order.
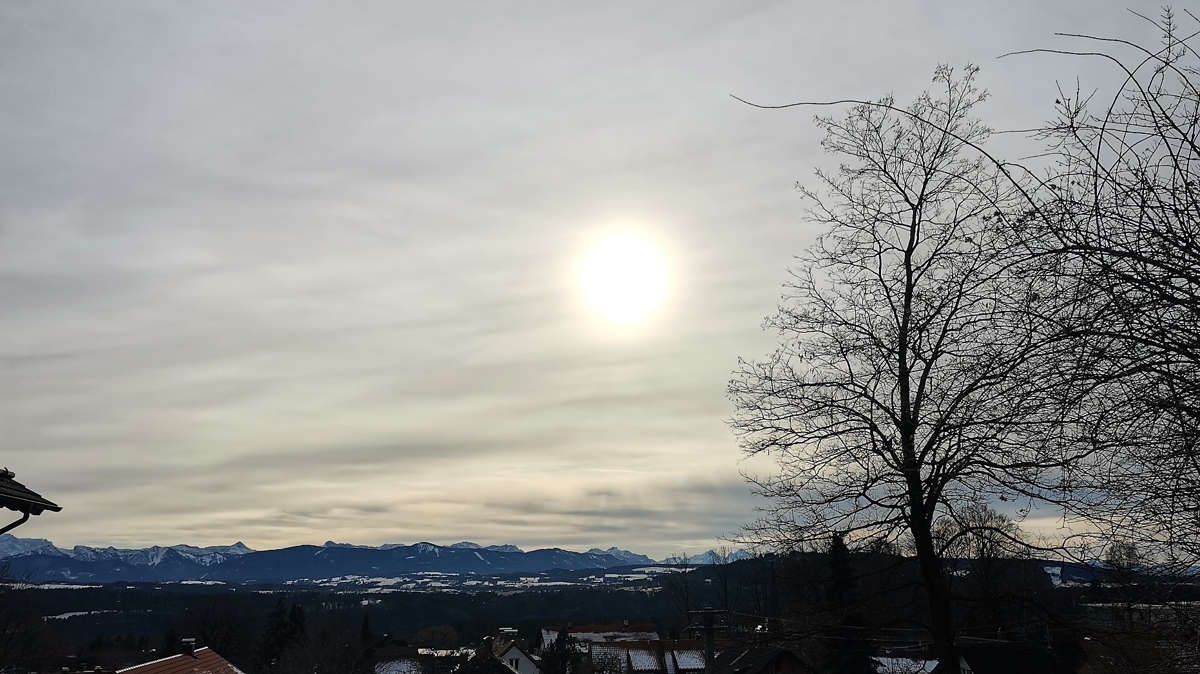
585;640;707;674
872;656;938;674
542;624;659;648
628;649;660;672
376;660;426;674
670;650;704;672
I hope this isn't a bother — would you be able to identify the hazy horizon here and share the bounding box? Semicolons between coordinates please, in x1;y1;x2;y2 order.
0;530;728;560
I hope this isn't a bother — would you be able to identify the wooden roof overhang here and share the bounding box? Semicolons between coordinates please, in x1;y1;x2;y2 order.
0;468;61;535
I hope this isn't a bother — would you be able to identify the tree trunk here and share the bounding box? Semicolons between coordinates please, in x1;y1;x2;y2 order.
911;521;959;673
903;473;958;674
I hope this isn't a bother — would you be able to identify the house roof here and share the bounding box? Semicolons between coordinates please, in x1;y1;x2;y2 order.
459;651;522;674
496;639;539;663
543;624;660;645
375;659;427;674
872;656;937;674
116;648;243;674
0;468;61;516
588;640;707;674
713;645;805;674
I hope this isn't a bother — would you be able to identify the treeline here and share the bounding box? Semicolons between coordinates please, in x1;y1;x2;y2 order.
0;579;676;673
661;542;1064;637
661;540;1200;669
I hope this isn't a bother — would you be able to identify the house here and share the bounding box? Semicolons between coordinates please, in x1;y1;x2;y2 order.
713;645;808;674
459;638;540;674
494;638;541;674
586;639;705;674
541;623;660;651
458;655;519;674
115;643;243;674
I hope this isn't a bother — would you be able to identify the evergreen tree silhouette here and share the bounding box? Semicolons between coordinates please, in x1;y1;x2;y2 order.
162;627;180;657
361;612;373;645
287;603;307;645
256;599;289;671
541;627;580;674
816;534;877;674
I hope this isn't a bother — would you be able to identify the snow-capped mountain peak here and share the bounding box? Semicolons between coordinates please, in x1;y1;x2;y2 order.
1;534;668;583
485;544;523;553
323;541;377;549
663;549;754;565
587;547;656;565
0;535;255;567
0;533;64;558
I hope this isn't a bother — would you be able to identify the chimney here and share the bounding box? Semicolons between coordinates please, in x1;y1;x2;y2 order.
181;638;196;656
622;620;629;631
482;636;495;656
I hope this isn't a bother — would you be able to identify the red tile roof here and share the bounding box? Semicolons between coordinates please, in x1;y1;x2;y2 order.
116;648;243;674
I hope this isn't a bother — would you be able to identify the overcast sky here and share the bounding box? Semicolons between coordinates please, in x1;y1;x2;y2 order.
0;1;1150;558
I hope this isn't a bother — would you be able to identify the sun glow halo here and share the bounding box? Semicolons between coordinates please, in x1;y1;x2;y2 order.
579;233;668;325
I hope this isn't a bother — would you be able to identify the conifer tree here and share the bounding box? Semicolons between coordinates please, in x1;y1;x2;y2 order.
287;603;307;646
541;627;580;674
816;534;876;674
360;612;373;646
163;627;180;657
257;599;289;671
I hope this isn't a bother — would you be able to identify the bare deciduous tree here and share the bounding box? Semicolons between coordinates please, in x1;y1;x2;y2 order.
182;595;258;667
0;562;53;673
415;624;460;649
1025;9;1200;570
659;554;700;627
710;546;743;614
275;611;370;674
730;66;1093;671
931;503;1025;564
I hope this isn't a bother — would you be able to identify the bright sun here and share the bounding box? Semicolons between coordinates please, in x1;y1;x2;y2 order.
580;233;668;325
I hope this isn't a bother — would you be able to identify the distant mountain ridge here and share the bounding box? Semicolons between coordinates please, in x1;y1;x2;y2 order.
686;549;754;565
0;534;254;567
0;534;727;584
449;541;525;553
586;547;656;565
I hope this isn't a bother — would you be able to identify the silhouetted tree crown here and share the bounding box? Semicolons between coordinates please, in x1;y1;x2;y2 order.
541;627;581;674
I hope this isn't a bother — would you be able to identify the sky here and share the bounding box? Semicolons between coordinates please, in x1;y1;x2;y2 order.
0;1;1152;558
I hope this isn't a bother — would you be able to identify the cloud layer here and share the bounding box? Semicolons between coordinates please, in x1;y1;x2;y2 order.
0;1;1140;557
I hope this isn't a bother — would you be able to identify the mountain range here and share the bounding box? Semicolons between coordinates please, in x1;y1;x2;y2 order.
0;534;746;584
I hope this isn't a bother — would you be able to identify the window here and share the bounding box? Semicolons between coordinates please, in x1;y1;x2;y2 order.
509;659;520;672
